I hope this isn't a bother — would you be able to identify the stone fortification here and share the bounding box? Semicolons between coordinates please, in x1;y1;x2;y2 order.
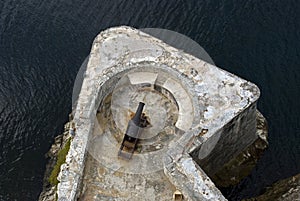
54;26;266;201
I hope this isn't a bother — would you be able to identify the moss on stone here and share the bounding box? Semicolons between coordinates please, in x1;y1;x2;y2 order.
48;138;71;186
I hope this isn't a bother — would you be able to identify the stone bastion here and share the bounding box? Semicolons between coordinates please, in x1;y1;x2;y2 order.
56;26;266;201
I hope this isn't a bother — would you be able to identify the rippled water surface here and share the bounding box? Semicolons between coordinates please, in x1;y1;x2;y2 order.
0;0;299;200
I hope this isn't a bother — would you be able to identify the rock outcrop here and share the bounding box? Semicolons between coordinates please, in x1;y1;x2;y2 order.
38;121;72;201
245;173;300;201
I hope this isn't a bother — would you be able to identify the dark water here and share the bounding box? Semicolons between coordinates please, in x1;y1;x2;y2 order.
0;0;299;200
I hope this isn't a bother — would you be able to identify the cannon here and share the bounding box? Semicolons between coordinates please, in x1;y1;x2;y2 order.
118;102;147;159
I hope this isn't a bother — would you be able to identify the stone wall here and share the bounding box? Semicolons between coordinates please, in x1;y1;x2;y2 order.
192;103;258;175
55;26;265;201
209;110;268;187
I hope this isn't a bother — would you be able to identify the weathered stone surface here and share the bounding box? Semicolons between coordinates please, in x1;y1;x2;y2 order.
207;110;268;187
164;130;227;200
80;153;176;201
164;155;227;201
244;173;300;201
55;26;266;200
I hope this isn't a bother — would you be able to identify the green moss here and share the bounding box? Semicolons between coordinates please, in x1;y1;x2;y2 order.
48;138;71;186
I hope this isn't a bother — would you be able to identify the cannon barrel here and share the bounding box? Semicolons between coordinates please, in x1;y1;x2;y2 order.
132;102;145;125
124;102;145;141
118;102;146;159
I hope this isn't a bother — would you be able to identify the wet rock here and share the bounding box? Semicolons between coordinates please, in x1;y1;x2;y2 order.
244;173;300;201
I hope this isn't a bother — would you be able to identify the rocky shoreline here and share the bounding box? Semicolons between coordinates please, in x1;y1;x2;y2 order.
244;173;300;201
38;121;73;201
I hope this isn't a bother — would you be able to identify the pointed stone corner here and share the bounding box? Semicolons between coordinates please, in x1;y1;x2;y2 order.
49;26;268;201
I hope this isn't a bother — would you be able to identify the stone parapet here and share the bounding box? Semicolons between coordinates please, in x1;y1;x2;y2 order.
54;26;266;200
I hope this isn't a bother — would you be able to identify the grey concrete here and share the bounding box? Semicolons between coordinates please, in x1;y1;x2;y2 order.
56;26;262;201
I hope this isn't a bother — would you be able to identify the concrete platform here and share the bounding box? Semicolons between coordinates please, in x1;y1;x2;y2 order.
56;26;264;201
80;153;176;201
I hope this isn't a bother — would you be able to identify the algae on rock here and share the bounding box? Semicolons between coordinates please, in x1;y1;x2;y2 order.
39;121;73;201
48;137;71;186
